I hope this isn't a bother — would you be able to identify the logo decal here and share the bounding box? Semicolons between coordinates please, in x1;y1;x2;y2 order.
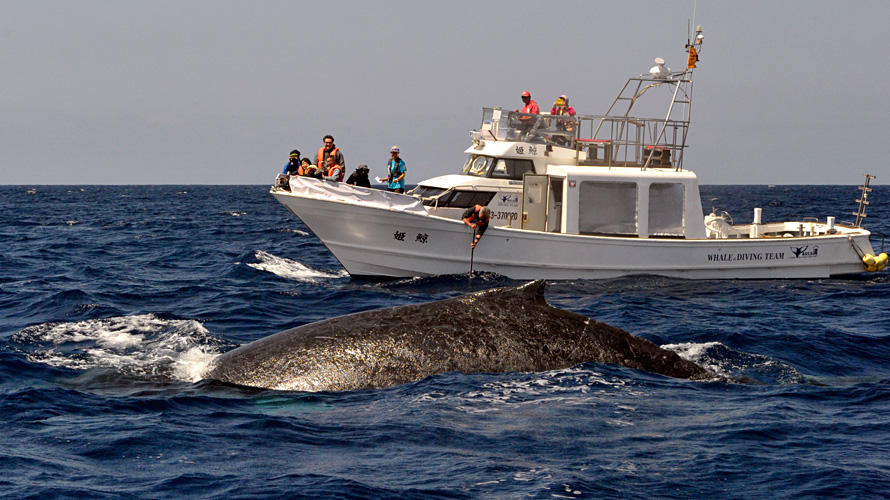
790;245;818;259
497;194;519;208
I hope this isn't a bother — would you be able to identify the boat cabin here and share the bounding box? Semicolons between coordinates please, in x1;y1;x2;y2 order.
411;81;707;240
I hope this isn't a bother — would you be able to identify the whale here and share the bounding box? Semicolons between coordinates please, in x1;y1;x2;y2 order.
206;280;715;391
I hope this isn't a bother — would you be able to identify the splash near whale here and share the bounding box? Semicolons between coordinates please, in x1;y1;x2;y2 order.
206;281;714;391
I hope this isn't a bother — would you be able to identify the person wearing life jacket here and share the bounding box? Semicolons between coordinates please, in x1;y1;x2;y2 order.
462;204;492;249
305;163;323;179
299;158;324;179
383;146;407;193
282;150;301;175
296;158;313;176
316;134;345;174
323;155;344;182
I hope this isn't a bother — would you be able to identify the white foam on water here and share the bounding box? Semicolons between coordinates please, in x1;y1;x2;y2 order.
276;228;310;236
663;340;721;359
247;250;347;282
173;346;221;382
418;367;632;414
12;314;224;383
662;341;732;378
662;341;804;383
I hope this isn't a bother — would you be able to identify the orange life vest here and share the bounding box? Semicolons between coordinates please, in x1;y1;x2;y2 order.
327;164;344;182
317;146;340;169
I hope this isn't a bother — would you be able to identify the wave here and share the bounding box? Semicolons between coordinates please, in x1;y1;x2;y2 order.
10;314;225;384
663;341;805;384
247;250;348;282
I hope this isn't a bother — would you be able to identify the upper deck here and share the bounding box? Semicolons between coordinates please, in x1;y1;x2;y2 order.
473;70;694;171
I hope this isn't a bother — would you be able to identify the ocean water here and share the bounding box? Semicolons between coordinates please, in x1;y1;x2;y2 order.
1;184;889;499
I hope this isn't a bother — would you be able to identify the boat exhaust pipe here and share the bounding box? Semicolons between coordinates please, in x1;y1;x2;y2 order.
751;208;762;238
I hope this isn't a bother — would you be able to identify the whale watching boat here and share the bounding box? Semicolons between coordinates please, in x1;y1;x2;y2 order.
271;27;887;280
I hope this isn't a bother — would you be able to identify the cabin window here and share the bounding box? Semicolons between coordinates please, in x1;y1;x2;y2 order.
414;186;446;199
414;186;449;206
491;159;535;180
578;181;638;235
648;183;685;237
462;155;493;177
446;190;495;208
422;189;495;208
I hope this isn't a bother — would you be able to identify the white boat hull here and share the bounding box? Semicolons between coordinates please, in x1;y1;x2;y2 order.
272;180;875;280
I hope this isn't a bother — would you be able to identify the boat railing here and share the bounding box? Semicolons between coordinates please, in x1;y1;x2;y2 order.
477;71;694;171
578;73;693;171
478;108;577;149
573;113;689;170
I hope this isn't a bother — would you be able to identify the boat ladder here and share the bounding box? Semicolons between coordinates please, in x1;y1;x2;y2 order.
852;174;876;227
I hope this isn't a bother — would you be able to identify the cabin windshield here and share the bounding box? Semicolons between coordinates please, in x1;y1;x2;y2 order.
462;155;535;180
412;186;447;199
462;155;493;177
415;188;495;208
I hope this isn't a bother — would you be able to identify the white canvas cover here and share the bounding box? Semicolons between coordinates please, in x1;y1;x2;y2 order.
287;177;426;214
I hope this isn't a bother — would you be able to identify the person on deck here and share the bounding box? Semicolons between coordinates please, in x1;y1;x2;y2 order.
515;91;539;137
323;156;343;182
316;135;345;173
346;165;371;188
462;205;492;249
282;150;301;175
519;91;539;114
306;163;323;179
383;146;406;193
550;95;577;144
296;158;312;176
550;95;576;117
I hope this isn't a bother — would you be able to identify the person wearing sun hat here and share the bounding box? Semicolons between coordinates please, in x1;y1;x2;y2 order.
551;95;576;116
383;146;407;193
346;164;371;188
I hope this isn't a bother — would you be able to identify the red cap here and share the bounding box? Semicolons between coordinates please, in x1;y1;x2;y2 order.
521;91;531;97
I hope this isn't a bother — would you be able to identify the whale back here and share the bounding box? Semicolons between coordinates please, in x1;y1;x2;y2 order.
207;280;711;391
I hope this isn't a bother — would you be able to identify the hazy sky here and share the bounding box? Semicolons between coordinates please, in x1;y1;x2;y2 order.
3;0;888;185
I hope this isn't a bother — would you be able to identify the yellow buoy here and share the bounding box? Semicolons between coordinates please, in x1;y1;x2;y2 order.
876;253;888;271
863;254;877;272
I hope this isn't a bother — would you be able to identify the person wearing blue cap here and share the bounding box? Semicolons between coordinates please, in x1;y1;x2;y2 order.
383;146;406;193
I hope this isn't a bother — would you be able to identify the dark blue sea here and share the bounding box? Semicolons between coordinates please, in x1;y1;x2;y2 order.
2;184;889;499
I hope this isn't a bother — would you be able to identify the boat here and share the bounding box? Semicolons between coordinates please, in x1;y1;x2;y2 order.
271;27;887;280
